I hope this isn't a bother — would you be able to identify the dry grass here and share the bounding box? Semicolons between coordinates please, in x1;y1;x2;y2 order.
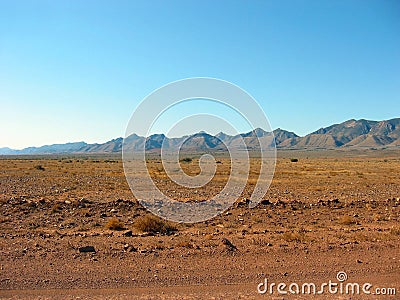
373;213;386;222
105;217;125;230
281;231;306;243
250;237;272;247
176;240;198;249
51;203;62;213
134;215;177;235
389;226;400;236
338;216;356;225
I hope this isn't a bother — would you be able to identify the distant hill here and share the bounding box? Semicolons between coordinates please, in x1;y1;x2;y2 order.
1;118;399;155
0;142;88;155
287;118;400;149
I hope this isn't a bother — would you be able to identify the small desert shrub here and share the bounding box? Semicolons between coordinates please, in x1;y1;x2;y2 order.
290;158;298;163
0;217;9;224
51;203;62;213
352;232;369;242
79;208;92;217
338;216;356;225
282;231;306;243
77;225;89;232
180;157;192;163
34;165;45;171
105;217;125;230
373;213;386;222
389;226;400;236
134;215;177;234
176;240;195;248
251;237;272;246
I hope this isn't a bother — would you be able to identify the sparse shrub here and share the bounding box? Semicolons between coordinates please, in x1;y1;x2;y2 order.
180;157;192;163
79;208;92;217
373;214;386;222
134;215;177;234
290;158;298;163
149;243;165;251
0;217;9;224
105;217;125;230
282;231;306;243
176;240;195;248
338;216;356;225
77;225;89;232
34;165;45;171
251;237;272;246
51;203;62;213
351;232;369;242
389;226;400;236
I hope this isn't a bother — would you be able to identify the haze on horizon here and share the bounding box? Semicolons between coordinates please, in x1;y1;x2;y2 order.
1;1;399;149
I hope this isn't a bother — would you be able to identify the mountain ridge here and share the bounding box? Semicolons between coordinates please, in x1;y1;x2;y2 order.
1;118;399;155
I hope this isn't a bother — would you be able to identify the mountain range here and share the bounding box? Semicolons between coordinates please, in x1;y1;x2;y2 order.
1;118;399;155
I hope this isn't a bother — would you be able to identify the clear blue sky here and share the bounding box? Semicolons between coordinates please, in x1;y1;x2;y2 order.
1;0;399;149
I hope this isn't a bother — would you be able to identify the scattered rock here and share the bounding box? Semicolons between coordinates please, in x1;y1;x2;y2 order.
123;230;133;237
260;199;272;205
222;237;237;251
123;244;137;252
79;198;92;204
78;246;96;253
275;200;286;207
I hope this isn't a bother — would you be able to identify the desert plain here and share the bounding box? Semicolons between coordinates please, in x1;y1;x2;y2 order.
0;150;399;299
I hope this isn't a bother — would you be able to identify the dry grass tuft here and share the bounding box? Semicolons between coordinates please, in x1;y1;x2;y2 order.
389;226;400;236
338;216;356;225
51;203;62;213
105;217;125;230
251;237;272;247
176;240;197;249
134;215;177;234
281;231;306;243
180;157;192;163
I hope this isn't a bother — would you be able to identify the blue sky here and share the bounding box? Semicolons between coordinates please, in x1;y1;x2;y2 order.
1;0;399;149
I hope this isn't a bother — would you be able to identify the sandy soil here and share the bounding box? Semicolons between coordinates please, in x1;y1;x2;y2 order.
0;151;399;299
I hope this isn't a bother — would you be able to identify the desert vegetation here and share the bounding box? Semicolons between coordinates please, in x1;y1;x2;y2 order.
0;150;399;297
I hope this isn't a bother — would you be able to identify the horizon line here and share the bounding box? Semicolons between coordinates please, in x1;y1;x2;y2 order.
2;117;399;150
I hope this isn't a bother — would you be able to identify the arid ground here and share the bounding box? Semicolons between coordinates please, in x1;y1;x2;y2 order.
1;150;399;299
